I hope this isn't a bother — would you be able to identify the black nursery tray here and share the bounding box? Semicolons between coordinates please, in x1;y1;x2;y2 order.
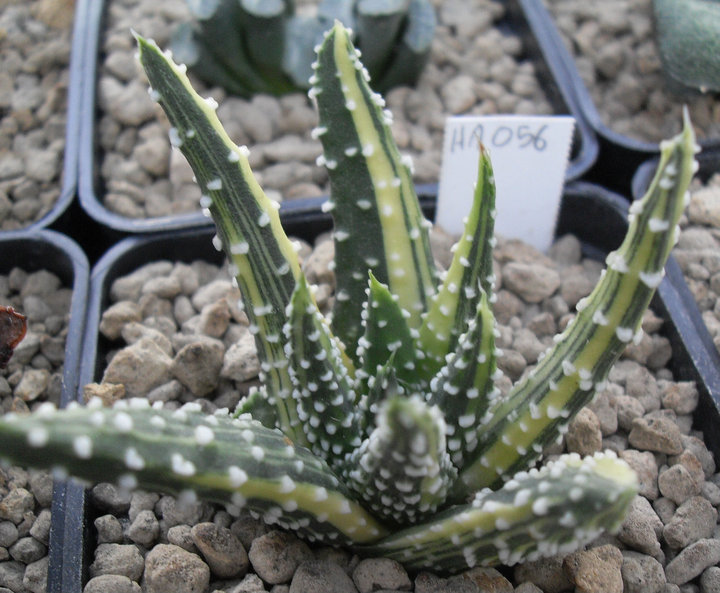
75;0;597;238
0;230;90;593
45;183;720;591
519;0;720;196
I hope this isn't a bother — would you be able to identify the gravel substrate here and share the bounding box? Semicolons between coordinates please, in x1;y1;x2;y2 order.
0;266;73;593
81;229;720;593
673;174;720;355
544;0;720;144
95;0;555;219
0;0;73;230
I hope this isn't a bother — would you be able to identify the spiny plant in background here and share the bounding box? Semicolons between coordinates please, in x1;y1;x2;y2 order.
170;0;435;97
0;22;699;573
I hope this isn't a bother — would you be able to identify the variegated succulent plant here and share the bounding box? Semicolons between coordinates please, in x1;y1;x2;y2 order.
0;22;699;574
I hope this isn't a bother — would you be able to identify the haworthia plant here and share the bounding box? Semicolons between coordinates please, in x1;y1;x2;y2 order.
0;23;700;573
170;0;436;97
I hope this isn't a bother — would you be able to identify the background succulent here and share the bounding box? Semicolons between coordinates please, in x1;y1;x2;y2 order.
170;0;436;97
0;22;699;573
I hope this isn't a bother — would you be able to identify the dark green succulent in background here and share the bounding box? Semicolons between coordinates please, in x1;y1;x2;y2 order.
171;0;436;97
0;22;700;574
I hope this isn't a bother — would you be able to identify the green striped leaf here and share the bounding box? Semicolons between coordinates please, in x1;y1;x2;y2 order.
453;115;699;498
417;144;497;381
137;35;305;442
361;452;637;573
312;22;437;355
0;400;388;545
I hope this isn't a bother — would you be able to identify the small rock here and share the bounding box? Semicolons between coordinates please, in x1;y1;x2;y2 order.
628;417;684;455
665;539;720;585
221;332;260;382
352;557;412;592
514;555;572;593
83;574;142;593
94;514;124;544
663;496;717;549
168;524;197;552
144;544;211;593
91;483;132;515
171;337;225;396
14;368;50;402
462;567;513;592
248;530;312;585
289;559;358;593
563;544;624;593
660;382;699;416
9;536;46;563
620;449;659;500
502;262;560;303
565;407;603;456
89;543;144;582
0;488;35;524
191;522;248;579
700;566;720;593
102;337;173;398
621;551;665;593
83;382;126;406
658;464;702;505
617;496;663;557
0;521;19;547
0;560;25;592
22;556;48;593
99;300;142;340
126;509;160;547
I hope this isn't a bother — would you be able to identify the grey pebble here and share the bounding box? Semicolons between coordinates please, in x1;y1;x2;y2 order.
95;514;124;544
289;560;358;593
621;551;666;593
0;522;19;548
0;561;24;592
352;558;412;593
0;488;35;524
126;509;160;547
700;566;720;593
22;556;48;593
89;543;145;582
143;544;211;593
9;535;46;563
664;497;717;549
91;483;132;515
167;524;197;552
248;530;312;585
665;539;720;585
628;417;684;455
617;496;663;558
83;574;142;593
191;522;249;579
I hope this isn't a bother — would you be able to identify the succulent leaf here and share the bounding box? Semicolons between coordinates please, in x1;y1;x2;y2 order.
357;273;418;390
284;275;360;466
417;144;497;380
345;394;457;525
427;289;499;469
0;401;388;545
453;114;699;498
361;451;637;573
312;23;437;354
137;34;306;442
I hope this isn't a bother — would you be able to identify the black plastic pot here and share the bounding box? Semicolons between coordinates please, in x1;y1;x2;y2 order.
76;0;598;238
0;229;90;593
520;0;720;197
45;181;720;591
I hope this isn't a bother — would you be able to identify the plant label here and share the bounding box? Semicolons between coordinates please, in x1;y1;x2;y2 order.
436;115;575;252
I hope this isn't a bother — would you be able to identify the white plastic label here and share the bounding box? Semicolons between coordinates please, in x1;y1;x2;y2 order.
435;115;575;253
